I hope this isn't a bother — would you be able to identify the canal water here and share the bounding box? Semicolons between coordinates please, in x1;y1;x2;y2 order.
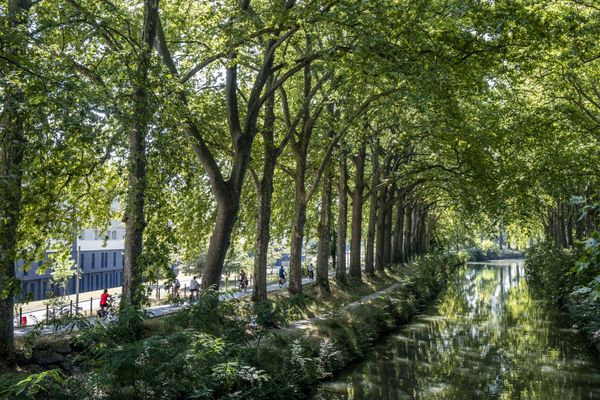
313;260;600;399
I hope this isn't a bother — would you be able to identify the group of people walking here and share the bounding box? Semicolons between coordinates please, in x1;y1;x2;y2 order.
143;262;318;305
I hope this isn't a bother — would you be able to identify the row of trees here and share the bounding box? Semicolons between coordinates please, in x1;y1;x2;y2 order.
1;0;598;360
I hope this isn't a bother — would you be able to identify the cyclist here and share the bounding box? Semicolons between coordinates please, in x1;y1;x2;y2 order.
98;289;111;317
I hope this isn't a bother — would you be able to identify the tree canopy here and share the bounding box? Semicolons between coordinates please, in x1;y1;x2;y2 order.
1;0;598;358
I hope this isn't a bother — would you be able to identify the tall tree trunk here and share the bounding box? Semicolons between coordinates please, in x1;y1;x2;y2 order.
418;210;427;254
403;201;413;261
122;0;159;307
375;185;387;272
155;22;279;293
0;0;29;359
289;155;307;294
201;51;264;290
365;147;379;275
252;181;272;302
410;206;419;256
202;199;239;289
251;82;277;303
349;142;366;279
383;185;394;266
336;146;348;284
392;192;405;264
316;160;332;292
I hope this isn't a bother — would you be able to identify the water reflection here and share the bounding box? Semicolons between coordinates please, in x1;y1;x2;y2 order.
314;260;600;400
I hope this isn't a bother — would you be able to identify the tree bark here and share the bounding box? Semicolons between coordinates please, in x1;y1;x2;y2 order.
202;200;239;289
365;146;379;275
403;200;413;261
383;184;394;266
410;206;419;256
349;142;366;279
0;0;28;359
375;184;387;272
155;20;282;292
336;145;348;284
122;0;159;307
392;192;404;264
289;155;307;294
316;158;332;292
251;80;277;303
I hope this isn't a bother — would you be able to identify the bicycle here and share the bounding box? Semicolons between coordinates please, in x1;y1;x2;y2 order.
97;297;116;319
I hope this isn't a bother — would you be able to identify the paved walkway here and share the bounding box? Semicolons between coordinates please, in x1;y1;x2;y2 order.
289;281;402;330
13;273;329;338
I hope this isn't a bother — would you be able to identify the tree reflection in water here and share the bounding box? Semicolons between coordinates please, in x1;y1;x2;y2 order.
314;261;600;400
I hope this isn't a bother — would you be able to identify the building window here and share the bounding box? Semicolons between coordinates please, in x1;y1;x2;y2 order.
80;253;85;268
92;253;95;269
112;231;117;240
113;252;116;267
94;230;99;240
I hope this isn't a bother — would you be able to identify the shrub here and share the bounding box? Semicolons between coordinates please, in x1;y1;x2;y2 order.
524;242;578;304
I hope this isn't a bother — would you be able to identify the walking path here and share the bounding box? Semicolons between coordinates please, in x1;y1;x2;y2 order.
13;273;330;338
288;281;402;330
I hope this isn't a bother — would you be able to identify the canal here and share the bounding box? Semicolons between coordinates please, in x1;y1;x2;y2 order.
314;260;600;399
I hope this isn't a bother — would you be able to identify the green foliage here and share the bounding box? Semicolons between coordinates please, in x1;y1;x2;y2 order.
573;201;600;293
79;330;267;400
3;254;463;400
525;238;600;345
524;242;578;304
0;369;65;400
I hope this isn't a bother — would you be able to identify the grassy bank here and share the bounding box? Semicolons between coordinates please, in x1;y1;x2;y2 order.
1;253;465;400
524;242;600;353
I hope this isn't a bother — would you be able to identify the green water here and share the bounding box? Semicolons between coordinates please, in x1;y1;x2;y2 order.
313;260;600;400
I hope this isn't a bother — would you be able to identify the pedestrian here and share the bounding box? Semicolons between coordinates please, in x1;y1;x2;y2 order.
278;266;286;287
308;263;315;280
189;276;199;301
173;278;181;298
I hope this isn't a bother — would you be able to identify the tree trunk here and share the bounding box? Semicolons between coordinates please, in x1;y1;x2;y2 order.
349;142;366;279
0;0;29;359
375;185;387;272
403;201;413;261
392;193;405;264
202;200;239;289
122;0;159;308
365;147;379;275
410;206;419;256
289;156;307;294
336;146;348;284
252;172;273;302
316;160;332;292
383;185;394;266
251;81;277;303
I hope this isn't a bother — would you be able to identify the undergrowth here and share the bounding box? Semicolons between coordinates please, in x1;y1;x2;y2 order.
1;253;465;399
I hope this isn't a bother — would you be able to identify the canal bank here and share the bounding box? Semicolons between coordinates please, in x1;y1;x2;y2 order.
314;260;600;400
0;253;465;399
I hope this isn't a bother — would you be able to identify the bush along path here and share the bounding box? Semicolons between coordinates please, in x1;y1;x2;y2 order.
525;242;600;355
0;253;465;400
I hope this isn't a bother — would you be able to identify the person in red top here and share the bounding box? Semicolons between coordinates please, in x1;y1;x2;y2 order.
100;289;110;311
